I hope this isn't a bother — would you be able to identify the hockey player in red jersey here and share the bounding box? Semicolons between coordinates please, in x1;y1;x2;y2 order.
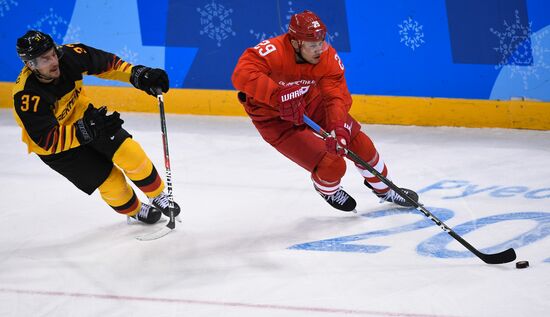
13;30;181;224
232;10;418;211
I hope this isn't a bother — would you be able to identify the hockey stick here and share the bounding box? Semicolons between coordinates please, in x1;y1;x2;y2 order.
136;88;179;241
303;115;516;264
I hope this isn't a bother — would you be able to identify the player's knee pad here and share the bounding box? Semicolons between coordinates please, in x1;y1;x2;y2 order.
98;166;140;215
113;138;165;197
312;153;346;184
113;138;150;176
349;131;378;162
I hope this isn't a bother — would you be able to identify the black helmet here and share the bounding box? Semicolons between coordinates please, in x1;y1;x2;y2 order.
16;30;59;61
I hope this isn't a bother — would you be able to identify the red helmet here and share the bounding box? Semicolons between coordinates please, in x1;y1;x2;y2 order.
288;10;327;42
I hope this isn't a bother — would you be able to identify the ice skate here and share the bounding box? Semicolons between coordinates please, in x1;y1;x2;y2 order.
315;186;357;212
150;192;181;218
130;203;162;224
364;180;418;207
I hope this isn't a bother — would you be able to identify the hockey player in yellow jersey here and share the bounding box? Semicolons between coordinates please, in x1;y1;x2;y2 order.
13;30;181;224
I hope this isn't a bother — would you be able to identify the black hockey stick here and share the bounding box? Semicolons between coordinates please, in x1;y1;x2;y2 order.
136;88;179;241
303;115;516;264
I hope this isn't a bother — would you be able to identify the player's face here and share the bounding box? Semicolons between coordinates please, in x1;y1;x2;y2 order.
300;40;327;64
29;48;60;80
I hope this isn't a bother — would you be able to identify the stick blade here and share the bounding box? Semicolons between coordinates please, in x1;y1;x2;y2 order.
479;248;517;264
136;226;174;241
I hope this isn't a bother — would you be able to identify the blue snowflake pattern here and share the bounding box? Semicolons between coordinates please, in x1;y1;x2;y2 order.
62;24;80;43
117;45;139;64
197;0;236;47
0;0;17;17
490;10;550;89
27;8;69;43
249;1;339;44
490;10;532;67
398;17;425;51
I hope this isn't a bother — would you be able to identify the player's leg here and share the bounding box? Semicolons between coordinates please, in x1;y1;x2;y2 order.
38;145;161;224
97;166;161;224
252;118;356;212
88;125;181;218
347;119;418;207
108;135;181;217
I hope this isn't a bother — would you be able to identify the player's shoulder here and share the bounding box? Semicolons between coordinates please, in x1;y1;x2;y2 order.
319;44;345;74
265;34;292;55
245;34;289;64
59;43;98;72
266;34;289;48
60;43;90;56
12;67;39;97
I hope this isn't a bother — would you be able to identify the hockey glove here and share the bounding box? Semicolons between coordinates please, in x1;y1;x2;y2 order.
325;121;351;157
102;110;124;136
130;65;169;96
74;104;102;144
276;85;308;125
74;105;124;144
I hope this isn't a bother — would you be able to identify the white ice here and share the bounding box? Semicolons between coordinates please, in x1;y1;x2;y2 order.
1;108;549;317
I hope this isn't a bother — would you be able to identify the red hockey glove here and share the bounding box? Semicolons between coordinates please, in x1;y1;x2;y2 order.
276;85;308;125
325;121;351;156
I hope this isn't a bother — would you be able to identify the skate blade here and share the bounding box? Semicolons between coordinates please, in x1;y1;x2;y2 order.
136;226;174;241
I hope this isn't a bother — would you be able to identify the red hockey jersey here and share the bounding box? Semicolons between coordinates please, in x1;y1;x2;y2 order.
232;34;352;125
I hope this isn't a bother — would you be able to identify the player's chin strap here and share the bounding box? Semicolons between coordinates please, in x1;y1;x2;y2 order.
27;62;55;83
291;38;309;64
32;69;55;83
302;114;516;265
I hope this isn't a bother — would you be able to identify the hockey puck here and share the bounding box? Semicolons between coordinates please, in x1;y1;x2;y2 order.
515;261;529;269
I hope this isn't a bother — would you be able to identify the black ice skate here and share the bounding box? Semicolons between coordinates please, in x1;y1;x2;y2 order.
150;192;181;218
315;186;357;212
132;203;162;224
364;180;418;207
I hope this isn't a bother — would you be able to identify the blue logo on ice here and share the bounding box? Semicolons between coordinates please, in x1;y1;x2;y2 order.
289;207;550;263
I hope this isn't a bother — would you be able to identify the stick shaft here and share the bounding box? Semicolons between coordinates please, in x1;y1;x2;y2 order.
303;115;516;264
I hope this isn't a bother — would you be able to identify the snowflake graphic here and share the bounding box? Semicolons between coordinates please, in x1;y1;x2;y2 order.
490;10;532;66
117;45;139;64
325;31;340;44
62;24;81;43
0;0;18;17
490;10;550;89
398;17;425;51
197;0;236;47
250;1;339;44
27;8;69;43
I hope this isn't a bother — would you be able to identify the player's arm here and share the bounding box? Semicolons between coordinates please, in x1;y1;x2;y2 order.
65;43;168;95
64;43;133;82
318;48;354;156
318;48;352;125
13;90;80;154
231;40;281;106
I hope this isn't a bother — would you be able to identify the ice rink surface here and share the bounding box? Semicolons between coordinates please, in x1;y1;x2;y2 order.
1;108;549;317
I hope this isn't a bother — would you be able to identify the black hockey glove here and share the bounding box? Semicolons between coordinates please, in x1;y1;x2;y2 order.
74;104;101;144
130;65;169;96
74;105;124;144
102;110;124;136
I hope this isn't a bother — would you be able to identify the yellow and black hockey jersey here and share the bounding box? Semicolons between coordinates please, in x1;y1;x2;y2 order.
12;43;134;155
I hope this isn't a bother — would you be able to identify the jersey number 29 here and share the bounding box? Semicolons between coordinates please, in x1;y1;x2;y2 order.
254;40;276;56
